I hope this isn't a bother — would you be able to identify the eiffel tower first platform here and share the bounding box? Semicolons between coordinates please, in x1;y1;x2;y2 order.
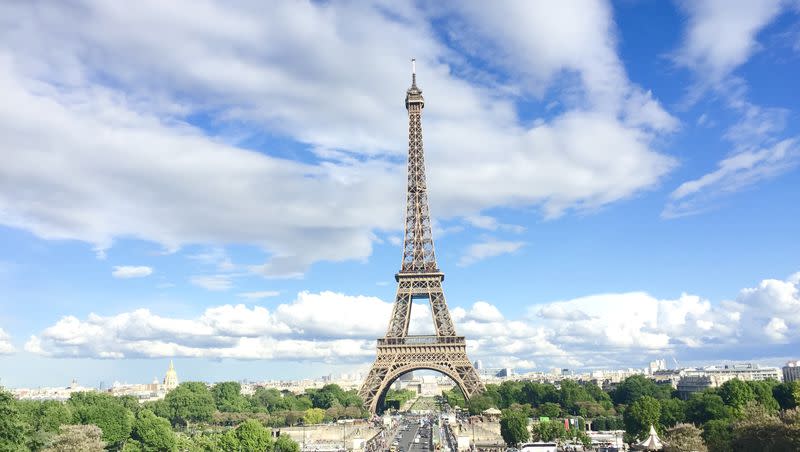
359;60;484;414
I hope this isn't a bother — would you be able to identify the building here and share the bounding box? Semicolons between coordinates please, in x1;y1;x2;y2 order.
647;359;667;374
496;368;514;378
783;360;800;382
163;360;179;391
651;369;685;389
677;375;717;398
677;363;782;398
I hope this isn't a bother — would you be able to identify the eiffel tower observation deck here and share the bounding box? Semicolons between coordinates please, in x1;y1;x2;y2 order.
359;60;484;414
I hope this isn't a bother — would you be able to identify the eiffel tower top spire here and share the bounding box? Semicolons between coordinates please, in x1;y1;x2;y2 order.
401;58;438;274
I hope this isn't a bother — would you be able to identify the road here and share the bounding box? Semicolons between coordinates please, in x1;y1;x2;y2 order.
391;418;434;452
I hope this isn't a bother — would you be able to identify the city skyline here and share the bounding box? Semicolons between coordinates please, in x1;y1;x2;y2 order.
1;1;800;388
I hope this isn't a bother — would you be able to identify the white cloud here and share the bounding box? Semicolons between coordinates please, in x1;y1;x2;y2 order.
25;272;800;368
464;215;525;233
664;139;800;217
0;328;14;354
188;247;235;272
275;291;389;339
442;1;678;131
667;1;799;217
237;291;280;299
0;1;678;276
674;0;785;84
458;240;524;266
111;266;153;279
190;275;234;291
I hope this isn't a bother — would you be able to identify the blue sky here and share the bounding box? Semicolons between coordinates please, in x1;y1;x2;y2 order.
1;0;799;388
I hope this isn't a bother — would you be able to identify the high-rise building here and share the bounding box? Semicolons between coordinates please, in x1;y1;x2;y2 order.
783;360;800;382
648;359;667;373
163;360;179;391
473;360;483;370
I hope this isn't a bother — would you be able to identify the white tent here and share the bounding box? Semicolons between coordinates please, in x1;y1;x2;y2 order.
633;425;663;451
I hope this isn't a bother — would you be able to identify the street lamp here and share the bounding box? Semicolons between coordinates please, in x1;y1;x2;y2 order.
471;422;475;451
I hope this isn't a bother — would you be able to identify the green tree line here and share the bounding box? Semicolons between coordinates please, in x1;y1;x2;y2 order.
1;381;366;451
445;375;800;451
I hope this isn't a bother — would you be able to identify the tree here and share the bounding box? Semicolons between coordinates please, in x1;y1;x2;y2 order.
498;381;525;408
612;375;670;405
773;382;799;410
164;382;215;425
662;423;706;452
537;402;562;418
252;387;288;413
521;382;559;406
531;420;567;442
746;380;780;412
701;419;733;452
303;408;325;425
308;384;347;409
43;424;106;452
585;382;612;404
500;409;530;446
68;391;134;446
731;403;800;451
237;419;273;451
36;400;72;433
175;432;221;452
219;419;273;452
718;379;755;412
685;392;729;424
467;394;496;415
623;395;661;440
0;390;26;451
119;395;143;415
659;398;686;428
559;380;592;415
443;387;466;408
131;409;176;452
212;382;249;413
275;434;301;452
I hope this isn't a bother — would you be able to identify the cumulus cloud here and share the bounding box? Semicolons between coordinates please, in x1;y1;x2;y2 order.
27;273;800;368
0;1;677;277
25;294;373;361
458;240;524;266
674;0;785;84
112;266;153;279
0;328;14;354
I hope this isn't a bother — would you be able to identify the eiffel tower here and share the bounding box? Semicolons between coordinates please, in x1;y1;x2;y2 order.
359;60;484;414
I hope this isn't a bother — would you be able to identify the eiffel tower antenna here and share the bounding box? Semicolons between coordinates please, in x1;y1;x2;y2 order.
359;60;484;414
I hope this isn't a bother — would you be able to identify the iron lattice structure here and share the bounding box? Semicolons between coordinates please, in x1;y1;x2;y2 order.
359;62;484;414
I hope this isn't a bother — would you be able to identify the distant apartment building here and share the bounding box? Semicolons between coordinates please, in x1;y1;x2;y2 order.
647;359;667;374
651;369;685;389
12;378;96;401
677;363;782;399
783;360;800;382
